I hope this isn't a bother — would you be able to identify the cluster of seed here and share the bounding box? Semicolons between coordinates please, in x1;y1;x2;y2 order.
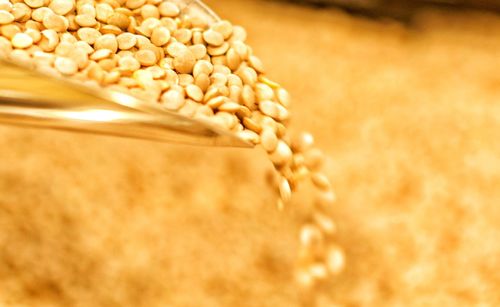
0;0;344;293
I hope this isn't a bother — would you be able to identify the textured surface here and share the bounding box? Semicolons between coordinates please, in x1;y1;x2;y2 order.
1;1;500;306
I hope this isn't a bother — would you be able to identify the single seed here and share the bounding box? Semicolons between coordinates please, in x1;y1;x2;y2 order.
261;128;278;152
311;173;331;191
43;12;68;32
259;75;280;88
326;246;345;275
241;84;256;109
11;32;32;49
270;140;293;166
248;55;265;73
118;55;140;72
255;83;274;101
212;20;233;39
192;59;213;77
0;11;14;25
219;102;240;113
194;73;210;92
141;4;159;19
0;24;21;40
94;34;118;53
54;56;78;75
202;29;223;46
158;2;179;17
189;44;207;60
150;27;170;47
211;72;227;86
39;29;59;51
279;177;292;203
24;0;44;9
226;48;240;71
31;7;50;22
96;3;113;22
173;48;196;74
276;87;291;107
243;117;261;134
206;96;226;109
173;28;191;44
78;4;96;17
0;0;12;12
125;0;146;10
185;84;203;102
75;41;93;54
207;42;229;57
146;65;165;79
165;41;187;57
101;24;123;35
292;132;314;152
75;14;97;27
135;49;156;66
161;89;185;111
228;85;241;102
90;48;112;60
237;129;260;144
77;27;101;45
313;212;337;235
107;12;129;30
12;3;31;22
238;66;257;86
259;100;280;119
300;224;323;248
308;263;329;280
49;0;75;15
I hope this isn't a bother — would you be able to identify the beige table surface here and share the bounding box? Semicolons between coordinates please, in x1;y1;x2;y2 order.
1;1;500;306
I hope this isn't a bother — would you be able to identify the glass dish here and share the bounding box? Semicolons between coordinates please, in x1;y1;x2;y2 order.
0;0;250;148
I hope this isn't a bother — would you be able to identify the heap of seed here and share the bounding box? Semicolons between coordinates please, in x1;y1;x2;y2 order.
0;0;344;293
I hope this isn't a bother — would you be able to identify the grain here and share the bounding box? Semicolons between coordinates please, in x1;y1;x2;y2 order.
212;20;232;39
11;3;31;22
173;48;195;74
326;245;345;275
189;44;207;60
279;177;292;203
260;129;277;153
107;12;129;30
202;29;223;46
11;32;33;49
94;34;117;53
118;55;140;72
54;56;77;75
77;27;101;45
49;0;75;16
311;173;331;191
150;27;170;47
292;132;313;152
158;2;179;17
270;140;293;166
160;89;184;111
259;100;280;119
0;10;14;25
185;84;203;102
116;32;136;50
135;49;156;66
0;1;342;295
24;0;44;9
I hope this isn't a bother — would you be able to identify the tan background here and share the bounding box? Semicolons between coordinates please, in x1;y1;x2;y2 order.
1;0;500;306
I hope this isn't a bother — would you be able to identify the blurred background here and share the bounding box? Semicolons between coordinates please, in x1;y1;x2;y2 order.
1;0;499;306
